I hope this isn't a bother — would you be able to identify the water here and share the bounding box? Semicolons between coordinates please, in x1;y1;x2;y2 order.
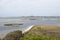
0;18;60;38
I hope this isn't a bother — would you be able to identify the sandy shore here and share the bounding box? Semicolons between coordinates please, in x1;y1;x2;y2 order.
22;25;34;34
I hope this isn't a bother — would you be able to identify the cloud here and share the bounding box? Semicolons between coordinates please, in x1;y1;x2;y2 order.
0;0;60;17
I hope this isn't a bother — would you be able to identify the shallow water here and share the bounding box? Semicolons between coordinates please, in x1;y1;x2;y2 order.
0;18;60;38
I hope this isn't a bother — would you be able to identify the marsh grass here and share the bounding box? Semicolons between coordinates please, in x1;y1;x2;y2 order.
0;38;1;40
20;25;60;40
4;23;23;26
1;25;60;40
3;30;22;40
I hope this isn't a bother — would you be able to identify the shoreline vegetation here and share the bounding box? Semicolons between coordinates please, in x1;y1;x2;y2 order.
4;23;23;26
3;30;22;40
1;25;60;40
20;25;60;40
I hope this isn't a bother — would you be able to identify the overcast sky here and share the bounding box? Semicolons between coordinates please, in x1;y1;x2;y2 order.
0;0;60;17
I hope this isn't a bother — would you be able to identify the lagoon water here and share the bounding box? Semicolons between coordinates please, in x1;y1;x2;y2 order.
0;18;60;38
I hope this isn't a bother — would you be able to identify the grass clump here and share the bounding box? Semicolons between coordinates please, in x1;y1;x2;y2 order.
3;30;22;40
20;32;60;40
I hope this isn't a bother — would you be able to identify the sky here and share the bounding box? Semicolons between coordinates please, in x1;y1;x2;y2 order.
0;0;60;17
